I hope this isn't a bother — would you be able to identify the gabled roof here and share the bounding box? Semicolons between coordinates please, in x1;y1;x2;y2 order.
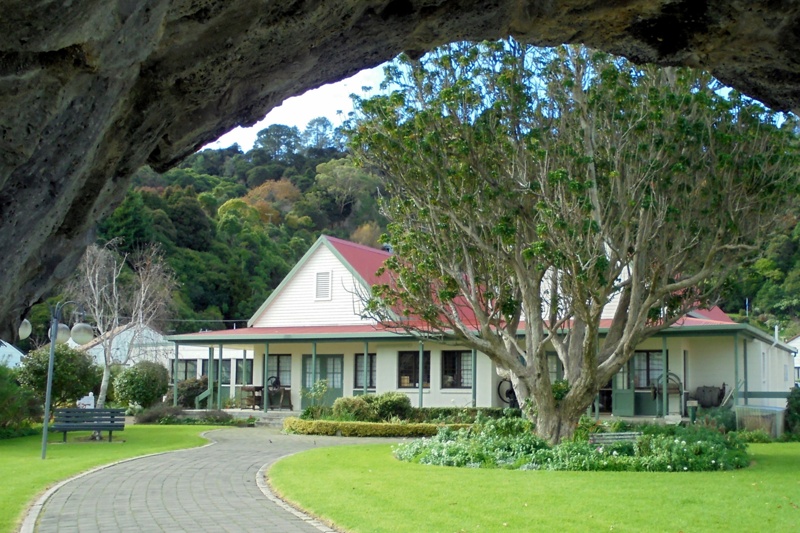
687;307;735;323
325;236;391;286
246;235;391;327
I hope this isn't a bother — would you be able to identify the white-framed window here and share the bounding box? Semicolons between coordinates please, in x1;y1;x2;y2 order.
315;271;332;300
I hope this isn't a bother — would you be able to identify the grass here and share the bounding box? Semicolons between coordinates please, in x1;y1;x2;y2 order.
270;442;800;532
0;425;213;533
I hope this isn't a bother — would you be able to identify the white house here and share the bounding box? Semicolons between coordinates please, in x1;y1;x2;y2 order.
69;324;175;368
167;235;797;417
0;339;24;367
785;334;800;384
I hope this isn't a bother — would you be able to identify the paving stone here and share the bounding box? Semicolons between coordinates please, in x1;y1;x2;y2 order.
29;428;396;532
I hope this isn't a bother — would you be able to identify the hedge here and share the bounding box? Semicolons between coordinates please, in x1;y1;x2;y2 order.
283;417;471;437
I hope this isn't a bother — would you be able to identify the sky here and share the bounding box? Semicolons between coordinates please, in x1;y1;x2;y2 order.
204;65;387;151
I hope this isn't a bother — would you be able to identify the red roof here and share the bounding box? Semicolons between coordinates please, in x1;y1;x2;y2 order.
325;236;391;285
689;307;735;323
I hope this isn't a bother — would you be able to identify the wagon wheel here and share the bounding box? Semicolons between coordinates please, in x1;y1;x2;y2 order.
266;375;281;390
497;379;519;408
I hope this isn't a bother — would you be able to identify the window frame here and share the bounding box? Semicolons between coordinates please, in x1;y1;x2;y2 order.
397;350;431;389
267;354;292;389
441;350;473;389
235;358;254;385
354;353;377;389
172;359;197;382
633;350;664;389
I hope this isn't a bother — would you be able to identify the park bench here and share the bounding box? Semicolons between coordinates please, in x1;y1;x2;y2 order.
52;408;126;442
588;431;642;445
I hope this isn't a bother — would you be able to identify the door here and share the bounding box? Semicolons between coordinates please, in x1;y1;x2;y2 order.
612;360;635;416
301;354;344;409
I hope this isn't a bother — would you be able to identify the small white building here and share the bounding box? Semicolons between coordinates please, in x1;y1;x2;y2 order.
0;339;24;367
168;235;797;415
69;325;175;368
785;334;800;384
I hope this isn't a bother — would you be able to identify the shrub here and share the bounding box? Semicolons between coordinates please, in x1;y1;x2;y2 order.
785;386;800;435
696;406;736;432
283;417;467;437
332;396;376;421
114;361;170;408
366;392;412;421
300;379;329;419
135;404;186;424
734;429;773;443
394;415;546;468
0;365;42;436
164;376;209;408
17;344;102;408
409;407;510;424
136;405;237;426
200;409;233;424
396;416;750;472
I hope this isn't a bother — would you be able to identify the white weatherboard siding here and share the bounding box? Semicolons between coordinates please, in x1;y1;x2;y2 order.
251;246;373;327
243;340;502;410
684;337;735;394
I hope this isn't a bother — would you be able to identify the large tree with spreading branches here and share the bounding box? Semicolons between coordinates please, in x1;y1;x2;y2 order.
349;41;799;444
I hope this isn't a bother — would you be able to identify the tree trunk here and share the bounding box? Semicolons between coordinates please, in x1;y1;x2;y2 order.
533;403;582;444
97;363;111;409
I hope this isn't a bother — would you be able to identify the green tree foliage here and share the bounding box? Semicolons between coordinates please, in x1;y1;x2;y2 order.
95;116;385;333
114;361;170;408
350;41;799;443
0;365;42;433
17;344;102;409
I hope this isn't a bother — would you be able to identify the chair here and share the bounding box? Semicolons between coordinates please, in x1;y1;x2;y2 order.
266;376;293;410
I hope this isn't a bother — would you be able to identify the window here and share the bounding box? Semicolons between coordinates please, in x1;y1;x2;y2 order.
398;350;430;388
172;359;196;382
547;352;563;382
355;353;376;389
633;350;663;389
235;359;254;385
201;359;231;384
219;360;231;385
267;354;292;388
442;350;473;388
315;271;332;300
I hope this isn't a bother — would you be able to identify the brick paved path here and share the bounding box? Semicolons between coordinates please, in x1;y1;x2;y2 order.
26;427;380;533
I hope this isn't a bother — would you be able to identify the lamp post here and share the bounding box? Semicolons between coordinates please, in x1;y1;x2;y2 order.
18;302;93;459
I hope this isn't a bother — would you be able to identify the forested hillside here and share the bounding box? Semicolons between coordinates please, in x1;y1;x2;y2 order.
95;116;800;338
95;118;384;333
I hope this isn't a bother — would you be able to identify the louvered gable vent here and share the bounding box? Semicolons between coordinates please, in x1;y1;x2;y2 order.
315;271;332;300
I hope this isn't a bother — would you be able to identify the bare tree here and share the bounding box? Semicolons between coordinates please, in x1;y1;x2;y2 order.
68;242;175;408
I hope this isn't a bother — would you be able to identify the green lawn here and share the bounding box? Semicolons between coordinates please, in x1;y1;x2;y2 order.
270;442;800;532
0;426;213;533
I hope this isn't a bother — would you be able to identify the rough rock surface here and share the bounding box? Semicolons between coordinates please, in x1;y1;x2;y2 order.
2;0;800;338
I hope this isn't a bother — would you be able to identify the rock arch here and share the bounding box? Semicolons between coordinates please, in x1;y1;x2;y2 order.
2;0;799;337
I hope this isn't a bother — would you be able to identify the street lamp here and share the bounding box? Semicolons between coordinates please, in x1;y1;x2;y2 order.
18;302;94;459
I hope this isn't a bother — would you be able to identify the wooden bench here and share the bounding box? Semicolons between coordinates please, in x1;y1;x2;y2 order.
588;431;642;444
52;408;126;442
